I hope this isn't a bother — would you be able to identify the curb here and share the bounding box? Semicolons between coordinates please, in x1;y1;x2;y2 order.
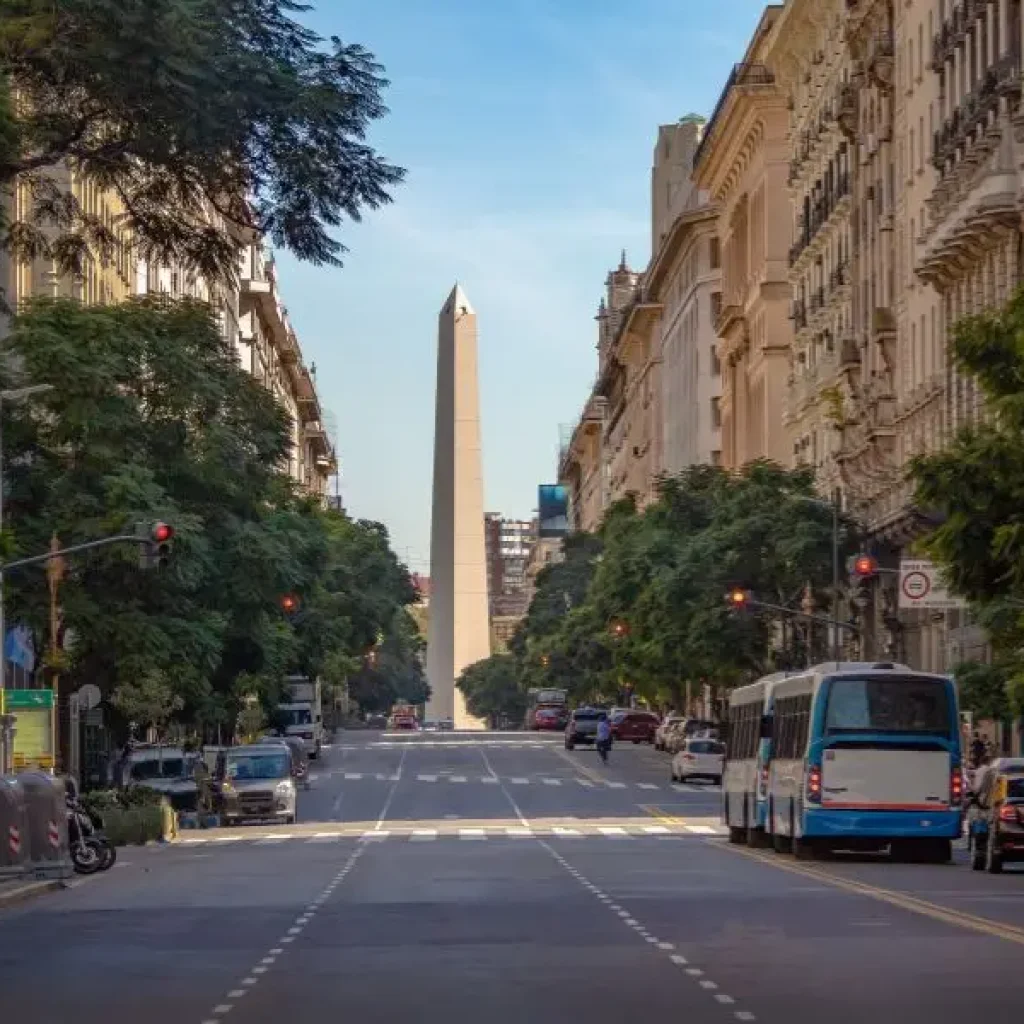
0;878;65;910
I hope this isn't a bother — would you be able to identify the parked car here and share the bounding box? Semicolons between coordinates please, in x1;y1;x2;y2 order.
216;744;297;825
565;708;603;749
116;745;201;812
655;714;685;751
665;718;720;755
671;737;726;784
611;710;659;743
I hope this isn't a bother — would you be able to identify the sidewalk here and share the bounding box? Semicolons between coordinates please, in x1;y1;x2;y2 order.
0;875;64;909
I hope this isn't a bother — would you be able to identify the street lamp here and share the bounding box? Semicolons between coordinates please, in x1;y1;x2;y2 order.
0;384;54;693
795;490;843;665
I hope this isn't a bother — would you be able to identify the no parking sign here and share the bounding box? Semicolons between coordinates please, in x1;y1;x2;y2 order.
898;559;964;610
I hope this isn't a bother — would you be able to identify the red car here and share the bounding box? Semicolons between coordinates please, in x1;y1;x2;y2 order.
611;710;659;743
533;705;569;731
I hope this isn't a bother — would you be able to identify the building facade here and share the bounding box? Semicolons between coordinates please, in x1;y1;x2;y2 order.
765;0;854;495
648;118;723;473
484;514;535;618
693;7;793;472
0;172;335;499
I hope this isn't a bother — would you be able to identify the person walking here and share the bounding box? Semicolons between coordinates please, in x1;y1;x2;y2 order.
596;712;612;764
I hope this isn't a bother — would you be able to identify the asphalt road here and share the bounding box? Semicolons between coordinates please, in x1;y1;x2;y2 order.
3;730;1024;1023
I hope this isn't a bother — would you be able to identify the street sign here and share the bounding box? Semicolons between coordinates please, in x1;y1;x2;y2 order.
0;689;56;773
0;689;54;710
898;559;965;610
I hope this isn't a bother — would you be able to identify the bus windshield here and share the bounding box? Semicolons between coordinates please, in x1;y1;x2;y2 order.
823;675;951;736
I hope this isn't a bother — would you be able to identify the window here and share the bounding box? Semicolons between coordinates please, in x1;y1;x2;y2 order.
726;699;764;760
711;396;722;429
710;236;721;269
774;693;812;759
711;345;721;377
711;291;723;320
823;676;951;735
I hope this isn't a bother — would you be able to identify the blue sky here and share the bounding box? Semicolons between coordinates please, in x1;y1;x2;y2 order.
275;0;768;573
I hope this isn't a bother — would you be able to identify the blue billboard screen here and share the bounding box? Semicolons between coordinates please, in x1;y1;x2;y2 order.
538;484;569;537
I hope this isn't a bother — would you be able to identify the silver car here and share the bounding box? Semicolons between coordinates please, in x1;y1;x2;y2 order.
217;745;297;825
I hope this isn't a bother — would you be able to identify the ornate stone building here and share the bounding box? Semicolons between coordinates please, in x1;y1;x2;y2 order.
765;0;854;497
692;7;794;471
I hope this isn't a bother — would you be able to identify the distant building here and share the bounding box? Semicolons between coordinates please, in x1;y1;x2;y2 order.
484;515;535;619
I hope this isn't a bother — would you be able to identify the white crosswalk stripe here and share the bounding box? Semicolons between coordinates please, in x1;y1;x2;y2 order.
542;778;561;786
321;771;721;792
508;777;529;784
417;774;438;782
171;821;728;847
449;776;467;783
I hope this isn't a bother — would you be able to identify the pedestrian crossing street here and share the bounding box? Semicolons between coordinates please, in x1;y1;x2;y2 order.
174;820;727;846
309;770;720;794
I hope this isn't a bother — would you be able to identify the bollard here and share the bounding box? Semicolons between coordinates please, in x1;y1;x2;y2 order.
20;771;71;881
0;776;29;881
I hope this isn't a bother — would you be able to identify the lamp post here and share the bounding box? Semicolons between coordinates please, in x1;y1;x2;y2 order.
795;490;842;666
0;384;54;694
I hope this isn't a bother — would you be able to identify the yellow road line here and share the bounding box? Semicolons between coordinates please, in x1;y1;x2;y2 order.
720;843;1024;947
639;803;683;826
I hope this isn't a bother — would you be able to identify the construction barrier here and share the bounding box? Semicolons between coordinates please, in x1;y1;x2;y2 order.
18;772;71;881
0;775;29;881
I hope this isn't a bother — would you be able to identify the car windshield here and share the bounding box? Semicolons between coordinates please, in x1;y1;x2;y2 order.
278;708;312;726
573;711;600;721
824;676;951;736
225;752;290;780
131;756;186;780
688;740;725;755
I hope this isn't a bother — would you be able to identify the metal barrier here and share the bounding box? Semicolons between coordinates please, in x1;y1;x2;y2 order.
0;775;29;881
17;772;71;881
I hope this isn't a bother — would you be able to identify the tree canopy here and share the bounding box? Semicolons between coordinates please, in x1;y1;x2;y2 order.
461;462;856;722
0;0;404;283
1;296;416;735
911;284;1024;714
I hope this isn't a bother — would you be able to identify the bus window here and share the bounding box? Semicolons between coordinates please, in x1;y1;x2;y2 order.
823;676;950;736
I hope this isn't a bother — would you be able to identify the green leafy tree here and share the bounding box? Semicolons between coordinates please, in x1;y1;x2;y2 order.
911;285;1024;711
0;0;404;283
457;654;527;728
1;297;418;742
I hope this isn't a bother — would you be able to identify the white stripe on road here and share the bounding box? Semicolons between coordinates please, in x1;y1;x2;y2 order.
598;827;630;837
508;777;529;784
459;829;486;840
344;773;363;780
636;783;659;790
449;776;467;783
643;825;670;834
506;827;534;837
542;778;562;786
411;830;437;841
553;827;582;837
684;825;718;835
361;830;389;840
417;774;438;782
576;779;595;787
481;776;500;784
606;782;627;789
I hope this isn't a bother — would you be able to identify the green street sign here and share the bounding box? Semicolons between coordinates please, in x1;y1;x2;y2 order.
3;689;55;710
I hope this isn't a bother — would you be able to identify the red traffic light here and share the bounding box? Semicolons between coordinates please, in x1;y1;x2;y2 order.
280;594;299;614
852;554;878;578
152;522;173;543
609;619;629;637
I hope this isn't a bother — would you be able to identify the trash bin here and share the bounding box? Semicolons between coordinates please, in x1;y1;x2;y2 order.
20;771;71;880
0;775;28;881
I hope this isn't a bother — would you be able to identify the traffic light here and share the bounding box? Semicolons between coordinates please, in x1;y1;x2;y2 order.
609;619;629;638
137;521;174;570
540;654;550;668
152;522;173;569
280;594;300;617
726;588;751;610
851;554;878;579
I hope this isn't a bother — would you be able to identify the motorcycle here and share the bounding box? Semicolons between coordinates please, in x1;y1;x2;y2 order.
67;798;116;874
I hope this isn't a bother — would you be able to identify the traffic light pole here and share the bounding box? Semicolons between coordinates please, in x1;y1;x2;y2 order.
0;533;150;574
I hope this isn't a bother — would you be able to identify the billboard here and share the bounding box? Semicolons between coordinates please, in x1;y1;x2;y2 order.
538;484;569;537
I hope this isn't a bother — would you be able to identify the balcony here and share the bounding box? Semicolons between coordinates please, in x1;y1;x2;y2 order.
789;171;852;267
789;299;808;331
695;62;776;168
931;56;1019;176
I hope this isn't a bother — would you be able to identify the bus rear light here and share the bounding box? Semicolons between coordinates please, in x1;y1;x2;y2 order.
999;804;1018;823
806;765;822;804
951;770;963;804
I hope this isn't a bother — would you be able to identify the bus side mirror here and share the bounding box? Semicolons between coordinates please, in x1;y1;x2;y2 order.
759;715;772;739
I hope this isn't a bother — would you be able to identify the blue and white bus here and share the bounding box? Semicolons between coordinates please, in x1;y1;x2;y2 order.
723;672;789;847
765;662;962;862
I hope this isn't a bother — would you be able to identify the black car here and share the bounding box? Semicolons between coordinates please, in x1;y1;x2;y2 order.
565;708;604;750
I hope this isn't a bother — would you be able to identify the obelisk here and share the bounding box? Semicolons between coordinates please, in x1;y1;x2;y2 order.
425;284;489;729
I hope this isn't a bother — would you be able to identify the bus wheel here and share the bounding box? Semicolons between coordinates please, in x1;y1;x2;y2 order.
747;827;769;849
793;836;816;861
728;826;746;845
772;832;791;854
